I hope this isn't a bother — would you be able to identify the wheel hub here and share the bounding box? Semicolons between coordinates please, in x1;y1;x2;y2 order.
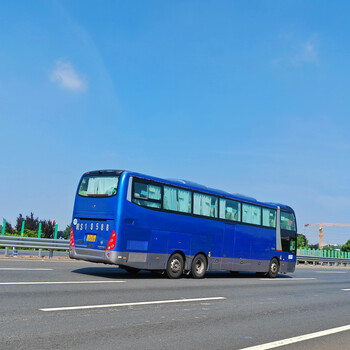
170;259;181;273
271;263;277;273
195;260;204;274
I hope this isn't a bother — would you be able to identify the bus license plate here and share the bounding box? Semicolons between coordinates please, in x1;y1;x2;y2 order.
86;234;96;242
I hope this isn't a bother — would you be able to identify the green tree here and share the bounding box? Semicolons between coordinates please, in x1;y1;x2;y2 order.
15;213;25;232
1;221;15;235
15;213;54;238
21;228;39;238
297;234;309;248
16;212;40;232
62;224;72;240
342;240;350;252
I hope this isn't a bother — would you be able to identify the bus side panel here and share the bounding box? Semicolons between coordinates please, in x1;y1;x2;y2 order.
250;227;276;260
231;225;276;272
234;225;252;260
119;200;224;270
221;223;235;270
119;201;154;268
118;199;283;274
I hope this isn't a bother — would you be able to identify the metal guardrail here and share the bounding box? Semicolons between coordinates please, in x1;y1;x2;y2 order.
296;247;350;266
0;236;69;258
297;255;350;266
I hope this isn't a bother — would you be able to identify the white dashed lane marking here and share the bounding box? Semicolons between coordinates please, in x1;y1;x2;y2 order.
0;268;53;271
0;280;125;285
316;271;347;274
259;278;316;281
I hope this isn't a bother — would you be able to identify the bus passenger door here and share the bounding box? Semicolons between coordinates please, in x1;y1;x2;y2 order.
221;223;236;270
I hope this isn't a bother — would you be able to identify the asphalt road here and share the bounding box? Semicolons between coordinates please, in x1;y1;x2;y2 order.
0;258;350;350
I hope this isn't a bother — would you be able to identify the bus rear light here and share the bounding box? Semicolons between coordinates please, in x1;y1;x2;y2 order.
106;230;117;251
70;227;75;247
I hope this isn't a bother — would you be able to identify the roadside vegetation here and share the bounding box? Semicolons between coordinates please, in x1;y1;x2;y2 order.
1;212;71;239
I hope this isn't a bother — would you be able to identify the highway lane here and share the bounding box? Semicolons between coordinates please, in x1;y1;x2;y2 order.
1;259;350;350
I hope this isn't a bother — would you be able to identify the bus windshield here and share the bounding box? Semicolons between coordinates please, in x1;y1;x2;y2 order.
78;174;120;197
281;211;296;231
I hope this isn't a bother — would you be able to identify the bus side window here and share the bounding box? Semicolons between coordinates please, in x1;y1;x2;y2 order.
194;193;218;218
134;182;148;199
242;203;261;225
262;208;276;228
163;186;192;213
132;181;162;209
220;199;241;221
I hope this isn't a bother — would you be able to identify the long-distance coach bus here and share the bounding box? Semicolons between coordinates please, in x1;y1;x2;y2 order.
69;170;297;278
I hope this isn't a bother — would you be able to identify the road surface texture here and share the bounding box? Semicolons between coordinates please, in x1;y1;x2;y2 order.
0;258;349;350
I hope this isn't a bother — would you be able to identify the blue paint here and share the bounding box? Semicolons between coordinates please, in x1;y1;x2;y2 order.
72;170;297;270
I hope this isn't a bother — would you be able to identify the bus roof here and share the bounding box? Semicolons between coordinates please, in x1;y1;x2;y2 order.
86;169;294;212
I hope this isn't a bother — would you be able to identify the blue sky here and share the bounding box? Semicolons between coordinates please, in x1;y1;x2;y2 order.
1;0;350;244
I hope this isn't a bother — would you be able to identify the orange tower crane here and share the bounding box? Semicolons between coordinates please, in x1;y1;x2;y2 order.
304;223;350;249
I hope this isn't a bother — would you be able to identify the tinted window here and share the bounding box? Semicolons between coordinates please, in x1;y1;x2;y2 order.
242;203;261;225
193;193;218;218
282;236;296;254
134;182;148;199
133;181;161;209
262;208;276;228
281;212;296;231
163;186;192;213
219;198;241;221
133;199;161;208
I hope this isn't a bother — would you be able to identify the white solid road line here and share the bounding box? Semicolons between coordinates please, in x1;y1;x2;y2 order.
238;324;350;350
341;289;350;291
259;278;316;281
0;281;125;285
316;271;347;274
40;296;226;312
0;268;53;271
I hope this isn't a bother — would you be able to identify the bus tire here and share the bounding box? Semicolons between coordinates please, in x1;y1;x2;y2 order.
191;254;207;279
166;253;184;279
267;258;279;278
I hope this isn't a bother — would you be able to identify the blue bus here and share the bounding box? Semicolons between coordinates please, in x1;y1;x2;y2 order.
69;170;297;278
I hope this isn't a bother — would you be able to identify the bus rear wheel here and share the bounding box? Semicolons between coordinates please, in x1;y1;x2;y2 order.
267;258;279;278
191;254;207;279
166;253;184;279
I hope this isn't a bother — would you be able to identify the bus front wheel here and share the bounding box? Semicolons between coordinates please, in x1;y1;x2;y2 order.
191;254;207;279
166;253;184;279
267;258;279;278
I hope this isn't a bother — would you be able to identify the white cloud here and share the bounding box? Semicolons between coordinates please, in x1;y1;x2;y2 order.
272;35;319;67
295;41;318;64
50;60;87;92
